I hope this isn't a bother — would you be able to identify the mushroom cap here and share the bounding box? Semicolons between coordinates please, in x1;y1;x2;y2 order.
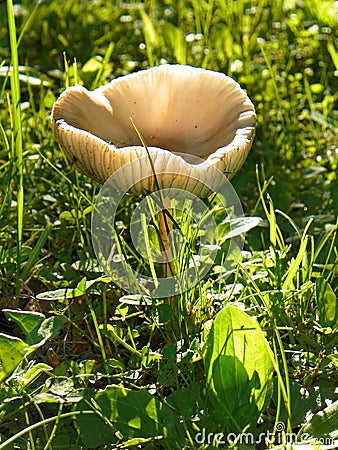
51;64;256;197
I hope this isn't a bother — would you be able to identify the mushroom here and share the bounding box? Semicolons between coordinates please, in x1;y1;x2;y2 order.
51;65;256;297
51;64;256;198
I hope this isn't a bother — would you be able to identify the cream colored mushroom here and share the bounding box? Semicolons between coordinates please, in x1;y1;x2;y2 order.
51;64;256;197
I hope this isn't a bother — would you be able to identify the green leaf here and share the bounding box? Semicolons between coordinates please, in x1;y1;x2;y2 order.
3;309;45;345
3;310;66;346
219;216;264;242
74;385;182;448
162;22;186;64
37;316;66;341
282;235;308;290
204;305;274;432
33;392;65;403
211;355;259;427
0;333;27;382
140;9;162;48
103;358;124;374
81;56;102;73
20;224;51;282
272;379;338;428
20;363;52;387
45;376;74;396
34;388;84;404
167;382;202;418
0;312;66;383
36;288;73;301
298;399;338;442
316;277;337;327
36;277;110;301
153;303;174;324
119;294;153;306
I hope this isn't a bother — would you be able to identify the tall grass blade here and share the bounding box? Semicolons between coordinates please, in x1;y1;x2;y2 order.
17;0;42;48
140;9;160;66
7;0;24;290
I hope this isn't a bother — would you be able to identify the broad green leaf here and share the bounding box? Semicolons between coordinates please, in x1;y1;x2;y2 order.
316;277;337;327
36;276;110;301
3;309;45;345
47;425;79;450
36;288;73;301
34;389;84;404
211;355;259;427
0;333;27;382
3;310;66;346
74;385;182;448
167;382;202;418
37;316;66;342
204;305;274;431
153;303;174;324
45;376;74;396
298;399;338;442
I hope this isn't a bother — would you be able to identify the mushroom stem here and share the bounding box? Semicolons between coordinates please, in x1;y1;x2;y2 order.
158;204;179;341
158;208;176;278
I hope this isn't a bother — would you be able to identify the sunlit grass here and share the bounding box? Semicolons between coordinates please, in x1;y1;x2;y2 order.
6;0;23;293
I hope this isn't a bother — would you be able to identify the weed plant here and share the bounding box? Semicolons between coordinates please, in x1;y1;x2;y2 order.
0;0;337;448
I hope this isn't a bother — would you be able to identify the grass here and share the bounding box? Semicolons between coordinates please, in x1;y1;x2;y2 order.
5;0;24;292
0;0;337;448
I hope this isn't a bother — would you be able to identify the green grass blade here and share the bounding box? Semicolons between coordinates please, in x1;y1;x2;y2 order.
91;41;114;89
6;0;24;290
20;225;52;282
17;0;43;48
282;234;308;291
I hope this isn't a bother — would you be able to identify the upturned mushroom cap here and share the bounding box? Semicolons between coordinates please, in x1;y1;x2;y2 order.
51;64;256;197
